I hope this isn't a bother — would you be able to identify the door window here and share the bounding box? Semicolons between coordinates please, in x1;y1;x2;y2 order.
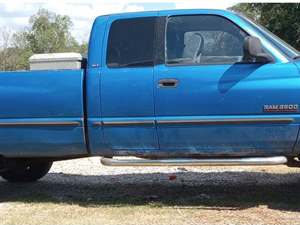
166;15;248;66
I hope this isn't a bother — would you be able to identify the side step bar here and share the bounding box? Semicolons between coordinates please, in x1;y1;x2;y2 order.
101;156;287;167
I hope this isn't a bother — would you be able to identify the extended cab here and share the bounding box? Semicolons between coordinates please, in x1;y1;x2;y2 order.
1;9;300;182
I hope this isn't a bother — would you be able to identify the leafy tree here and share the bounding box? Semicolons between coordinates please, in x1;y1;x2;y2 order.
230;3;300;50
0;28;31;70
26;9;80;54
0;28;14;71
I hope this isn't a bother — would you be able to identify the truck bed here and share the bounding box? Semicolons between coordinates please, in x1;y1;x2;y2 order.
0;70;87;157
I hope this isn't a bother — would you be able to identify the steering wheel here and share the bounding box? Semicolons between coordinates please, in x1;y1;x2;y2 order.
192;33;205;64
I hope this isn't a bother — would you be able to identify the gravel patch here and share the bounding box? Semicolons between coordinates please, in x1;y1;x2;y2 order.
1;157;300;225
48;157;300;186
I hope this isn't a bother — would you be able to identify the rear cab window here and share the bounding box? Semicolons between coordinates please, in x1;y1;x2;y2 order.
107;17;156;68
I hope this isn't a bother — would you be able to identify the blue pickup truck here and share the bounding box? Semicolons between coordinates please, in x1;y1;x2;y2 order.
1;9;300;182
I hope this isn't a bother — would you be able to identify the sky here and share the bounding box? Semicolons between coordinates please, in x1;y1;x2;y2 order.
0;0;299;43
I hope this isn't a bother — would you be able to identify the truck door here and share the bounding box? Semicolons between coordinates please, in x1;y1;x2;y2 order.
100;15;158;152
154;14;300;156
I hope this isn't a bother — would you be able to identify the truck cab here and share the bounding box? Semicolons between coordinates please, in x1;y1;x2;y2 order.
88;9;300;158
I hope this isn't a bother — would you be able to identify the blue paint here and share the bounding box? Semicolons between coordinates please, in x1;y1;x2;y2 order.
88;11;160;153
0;70;86;157
0;123;85;157
1;9;300;159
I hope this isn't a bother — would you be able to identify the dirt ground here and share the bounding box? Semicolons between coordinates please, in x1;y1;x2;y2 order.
1;157;300;225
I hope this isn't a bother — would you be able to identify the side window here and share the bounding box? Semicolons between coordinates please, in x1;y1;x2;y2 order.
107;17;155;68
166;15;248;66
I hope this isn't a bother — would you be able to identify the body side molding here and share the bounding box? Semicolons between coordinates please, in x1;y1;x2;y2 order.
92;117;295;126
157;117;294;125
0;119;82;127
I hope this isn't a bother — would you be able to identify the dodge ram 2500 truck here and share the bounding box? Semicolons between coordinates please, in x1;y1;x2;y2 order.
1;9;300;182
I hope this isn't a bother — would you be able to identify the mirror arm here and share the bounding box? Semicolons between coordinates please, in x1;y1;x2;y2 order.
256;53;274;63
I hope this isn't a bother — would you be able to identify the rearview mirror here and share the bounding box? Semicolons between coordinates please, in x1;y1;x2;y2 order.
243;36;274;63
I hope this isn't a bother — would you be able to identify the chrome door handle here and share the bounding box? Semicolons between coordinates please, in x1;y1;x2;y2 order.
158;79;179;88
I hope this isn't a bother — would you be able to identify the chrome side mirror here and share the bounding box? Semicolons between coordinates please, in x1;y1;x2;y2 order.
243;36;274;63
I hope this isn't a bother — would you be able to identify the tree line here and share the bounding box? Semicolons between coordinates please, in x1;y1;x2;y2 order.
0;4;299;71
0;9;87;71
230;3;300;50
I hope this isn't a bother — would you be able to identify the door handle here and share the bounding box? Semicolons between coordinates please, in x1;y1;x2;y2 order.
158;79;179;88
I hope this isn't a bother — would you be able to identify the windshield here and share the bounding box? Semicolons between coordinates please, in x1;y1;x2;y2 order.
237;14;300;59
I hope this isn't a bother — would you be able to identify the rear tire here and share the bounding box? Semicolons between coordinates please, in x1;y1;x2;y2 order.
0;160;52;183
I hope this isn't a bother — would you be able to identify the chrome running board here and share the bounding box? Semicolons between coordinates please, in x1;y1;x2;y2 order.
101;156;287;167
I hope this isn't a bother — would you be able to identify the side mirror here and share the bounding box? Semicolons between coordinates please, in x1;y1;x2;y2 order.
243;36;274;63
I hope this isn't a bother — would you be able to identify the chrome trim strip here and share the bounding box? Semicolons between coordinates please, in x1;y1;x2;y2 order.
93;121;103;126
101;156;288;167
157;118;294;125
101;120;155;126
0;121;81;127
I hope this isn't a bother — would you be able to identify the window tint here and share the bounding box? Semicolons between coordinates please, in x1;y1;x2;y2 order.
166;15;248;66
107;17;155;68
